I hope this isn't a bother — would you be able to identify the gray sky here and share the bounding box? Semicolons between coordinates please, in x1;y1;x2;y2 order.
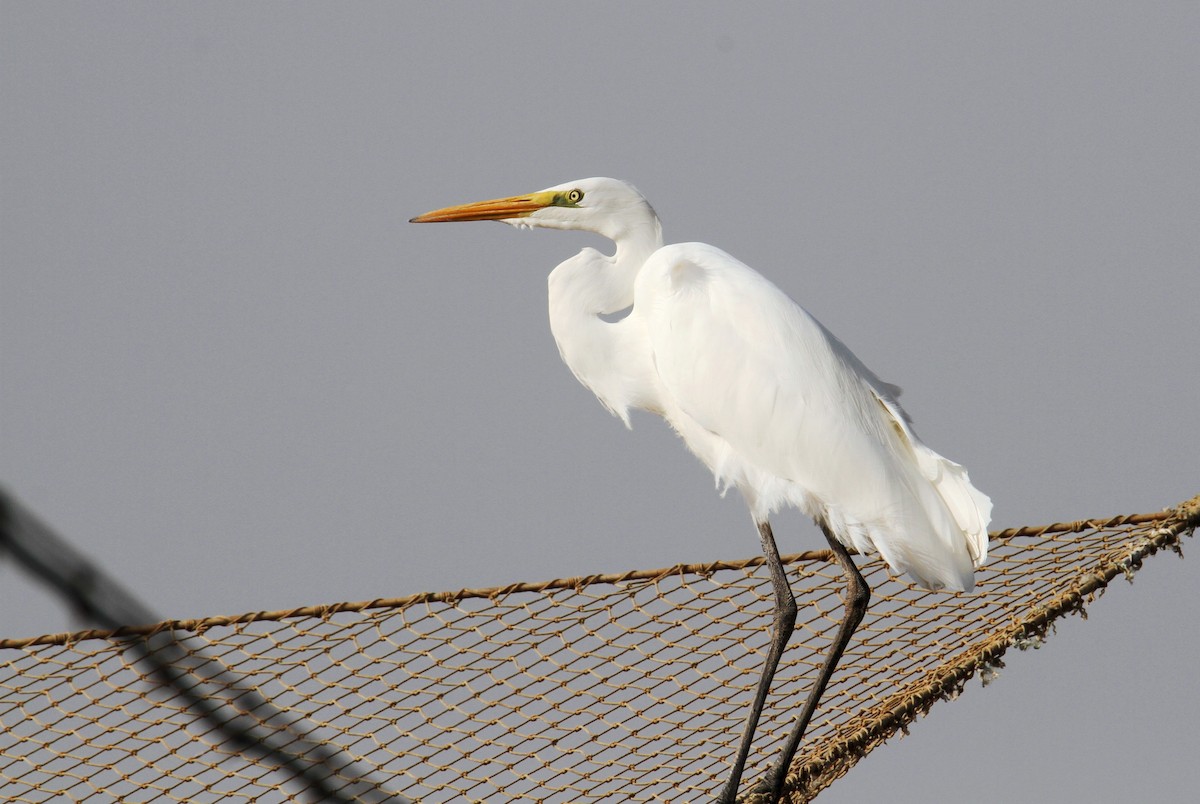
2;2;1197;801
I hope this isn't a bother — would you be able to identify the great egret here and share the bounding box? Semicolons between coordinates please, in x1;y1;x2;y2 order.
411;177;991;803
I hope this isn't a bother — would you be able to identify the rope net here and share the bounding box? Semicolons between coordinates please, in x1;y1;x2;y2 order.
2;495;1197;803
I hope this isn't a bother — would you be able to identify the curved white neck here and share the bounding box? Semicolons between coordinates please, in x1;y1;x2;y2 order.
546;218;664;424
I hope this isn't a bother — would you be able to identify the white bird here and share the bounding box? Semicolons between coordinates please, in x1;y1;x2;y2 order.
411;177;991;803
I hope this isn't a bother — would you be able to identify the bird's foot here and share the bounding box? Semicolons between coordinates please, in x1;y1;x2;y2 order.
713;771;782;804
746;769;782;802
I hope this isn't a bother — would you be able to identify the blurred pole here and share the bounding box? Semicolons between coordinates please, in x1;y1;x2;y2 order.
0;485;414;804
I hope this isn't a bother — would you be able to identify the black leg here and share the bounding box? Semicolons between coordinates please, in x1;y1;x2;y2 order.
754;520;870;803
718;520;798;803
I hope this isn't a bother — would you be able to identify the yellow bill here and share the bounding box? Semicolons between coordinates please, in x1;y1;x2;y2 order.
409;190;558;223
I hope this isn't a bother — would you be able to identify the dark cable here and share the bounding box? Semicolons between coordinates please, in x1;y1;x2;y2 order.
0;486;413;803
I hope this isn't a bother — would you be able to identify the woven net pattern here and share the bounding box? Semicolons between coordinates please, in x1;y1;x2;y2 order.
2;495;1197;803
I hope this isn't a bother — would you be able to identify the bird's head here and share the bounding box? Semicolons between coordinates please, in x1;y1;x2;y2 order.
410;177;659;243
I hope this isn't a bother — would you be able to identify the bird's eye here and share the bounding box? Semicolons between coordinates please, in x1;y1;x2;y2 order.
566;189;584;204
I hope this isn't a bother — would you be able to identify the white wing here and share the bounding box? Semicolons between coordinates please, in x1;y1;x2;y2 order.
634;242;991;592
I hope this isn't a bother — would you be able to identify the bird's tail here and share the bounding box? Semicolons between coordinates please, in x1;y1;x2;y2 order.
887;443;991;593
914;444;992;566
838;388;992;593
829;439;991;593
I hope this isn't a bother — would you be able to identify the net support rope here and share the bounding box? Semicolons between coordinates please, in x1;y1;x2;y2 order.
2;493;1197;802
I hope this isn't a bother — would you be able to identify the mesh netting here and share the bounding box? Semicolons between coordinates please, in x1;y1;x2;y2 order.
2;495;1197;803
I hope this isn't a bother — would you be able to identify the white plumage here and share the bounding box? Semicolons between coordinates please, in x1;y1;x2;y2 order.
519;178;991;592
412;176;991;801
